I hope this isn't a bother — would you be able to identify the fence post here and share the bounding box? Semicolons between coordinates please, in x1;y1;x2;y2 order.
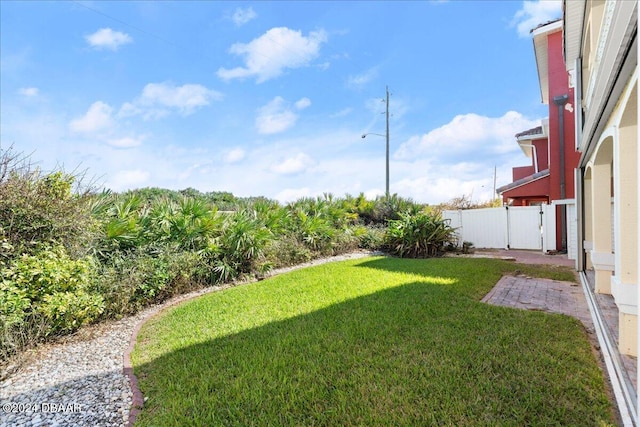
505;205;510;250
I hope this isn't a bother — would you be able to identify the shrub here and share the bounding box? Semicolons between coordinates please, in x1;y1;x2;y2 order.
331;226;362;254
0;314;50;364
37;290;105;334
0;245;104;359
263;235;313;268
210;210;273;281
0;147;96;259
359;226;386;250
0;246;103;327
5;246;93;301
439;194;503;210
0;282;31;328
385;212;455;258
93;245;207;317
371;194;422;224
1;152;465;363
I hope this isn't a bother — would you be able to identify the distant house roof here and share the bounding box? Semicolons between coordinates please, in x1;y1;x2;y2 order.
516;126;544;138
516;125;547;158
496;168;550;194
530;18;562;34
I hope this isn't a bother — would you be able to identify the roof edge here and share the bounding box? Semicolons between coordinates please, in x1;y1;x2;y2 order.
531;19;563;37
497;169;550;194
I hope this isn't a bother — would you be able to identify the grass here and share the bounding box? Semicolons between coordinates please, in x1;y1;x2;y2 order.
131;257;613;426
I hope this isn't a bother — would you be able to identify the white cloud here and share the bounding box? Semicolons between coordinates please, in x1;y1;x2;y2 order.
217;27;328;83
270;153;315;175
119;82;222;119
107;136;143;148
18;87;38;96
330;107;353;118
347;67;378;89
85;28;133;51
511;1;562;38
394;175;482;204
255;96;299;134
275;187;312;202
177;162;215;182
224;147;246;163
107;169;150;191
6;98;515;205
385;111;542;203
295;97;311;110
394;111;539;160
232;7;257;26
69;101;114;133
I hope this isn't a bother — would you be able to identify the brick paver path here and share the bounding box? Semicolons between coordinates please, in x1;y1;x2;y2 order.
482;275;594;331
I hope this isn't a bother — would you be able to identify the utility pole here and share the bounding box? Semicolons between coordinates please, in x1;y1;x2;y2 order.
493;165;497;199
361;86;391;198
385;85;390;199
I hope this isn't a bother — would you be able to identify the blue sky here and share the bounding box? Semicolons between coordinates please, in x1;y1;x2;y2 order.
0;0;562;204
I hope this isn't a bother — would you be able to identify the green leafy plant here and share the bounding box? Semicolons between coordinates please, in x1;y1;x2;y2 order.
0;147;96;260
0;245;104;356
0;282;31;328
385;211;455;258
37;290;104;334
212;210;273;280
4;245;94;302
359;226;386;250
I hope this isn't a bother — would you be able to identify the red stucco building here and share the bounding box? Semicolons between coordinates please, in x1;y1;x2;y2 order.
497;19;581;251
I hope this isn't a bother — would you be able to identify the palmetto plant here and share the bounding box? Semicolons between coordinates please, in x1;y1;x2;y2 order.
94;194;224;254
166;198;222;252
343;192;376;224
212;209;273;281
385;211;455;258
98;194;145;253
249;198;291;235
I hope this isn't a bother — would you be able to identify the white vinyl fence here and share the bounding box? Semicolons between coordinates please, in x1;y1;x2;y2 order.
443;205;559;252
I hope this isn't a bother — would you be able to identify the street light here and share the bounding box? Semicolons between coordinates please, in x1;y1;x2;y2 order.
361;86;390;198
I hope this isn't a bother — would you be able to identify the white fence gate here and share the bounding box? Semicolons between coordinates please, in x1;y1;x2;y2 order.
443;205;557;251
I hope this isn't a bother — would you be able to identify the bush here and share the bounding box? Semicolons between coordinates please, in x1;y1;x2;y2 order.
0;246;103;328
0;282;31;328
0;147;96;259
263;235;313;268
93;246;207;317
211;210;273;281
0;245;104;359
359;226;386;250
385;212;455;258
37;290;105;334
0;314;50;364
5;246;93;301
331;226;362;254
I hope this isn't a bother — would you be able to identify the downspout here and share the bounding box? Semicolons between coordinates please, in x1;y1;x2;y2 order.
574;57;584;271
553;94;569;252
576;167;584;271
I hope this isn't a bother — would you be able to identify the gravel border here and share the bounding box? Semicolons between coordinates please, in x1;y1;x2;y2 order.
1;251;379;427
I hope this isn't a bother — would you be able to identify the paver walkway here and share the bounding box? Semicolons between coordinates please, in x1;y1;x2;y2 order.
482;275;593;331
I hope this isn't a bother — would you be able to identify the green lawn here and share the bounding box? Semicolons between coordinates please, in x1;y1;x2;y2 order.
131;257;614;426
